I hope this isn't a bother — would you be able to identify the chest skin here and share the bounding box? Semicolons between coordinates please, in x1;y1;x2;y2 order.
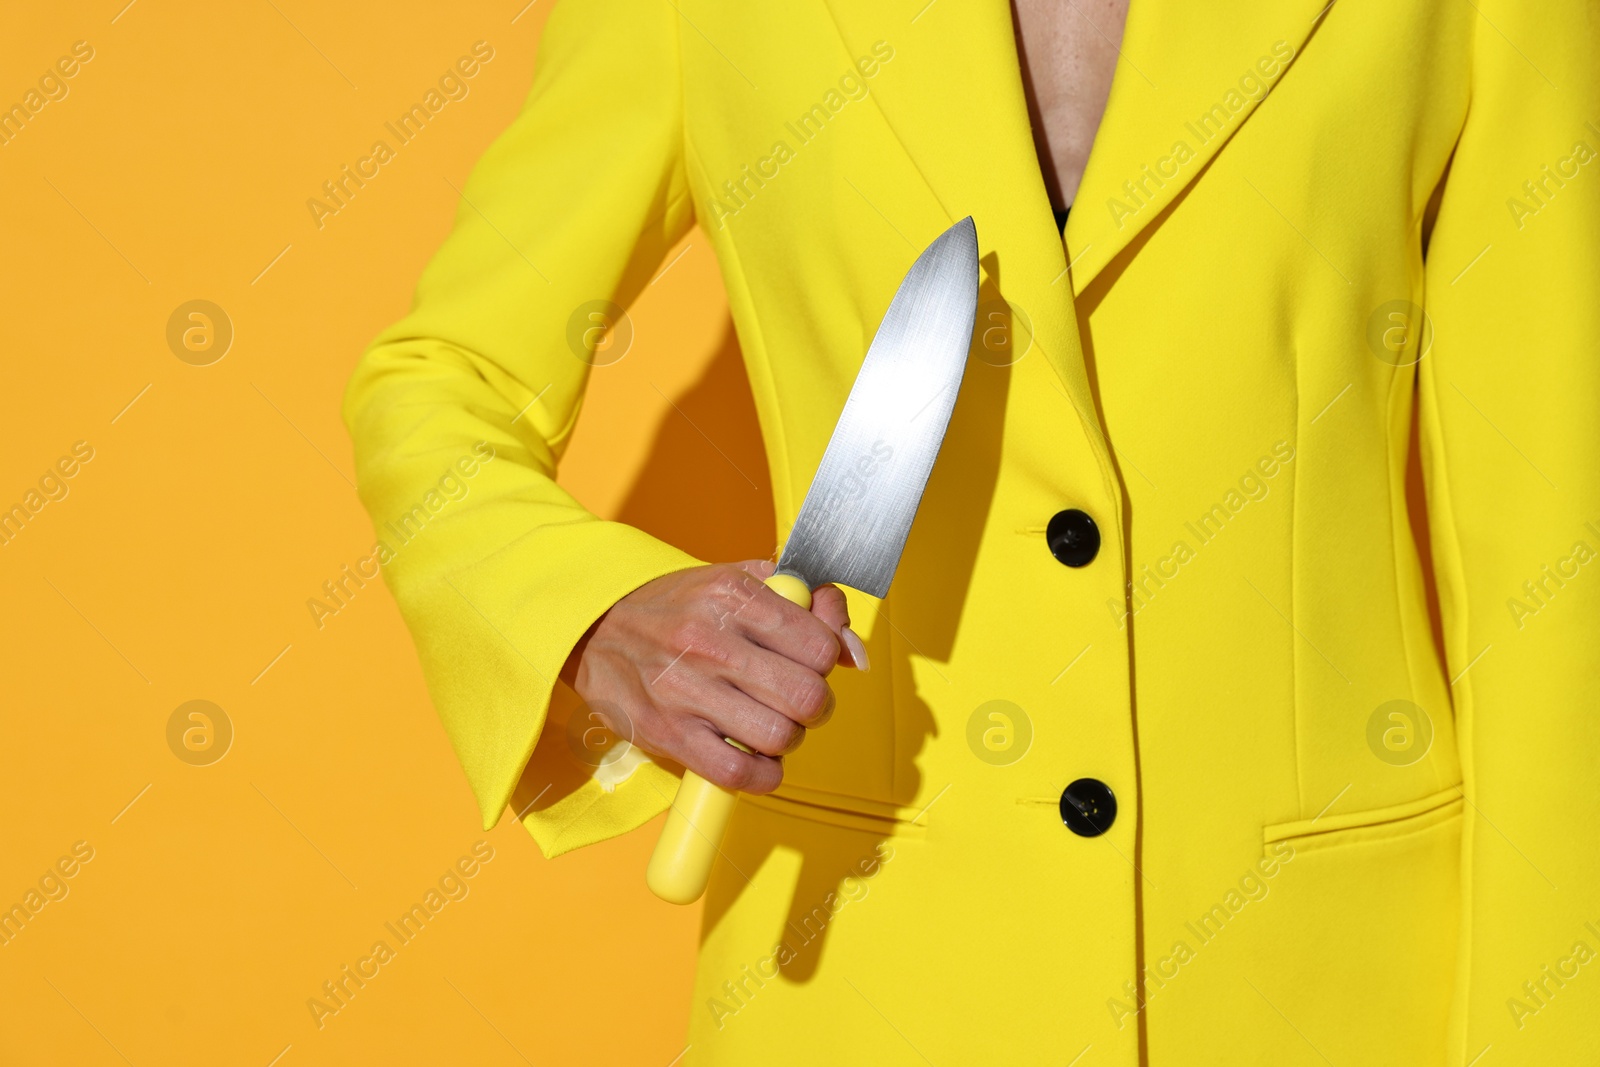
1010;0;1131;209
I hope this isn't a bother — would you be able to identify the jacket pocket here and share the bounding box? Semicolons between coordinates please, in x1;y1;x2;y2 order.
1262;785;1463;855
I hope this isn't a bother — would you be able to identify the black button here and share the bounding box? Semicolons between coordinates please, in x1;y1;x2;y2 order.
1059;778;1116;837
1046;509;1100;567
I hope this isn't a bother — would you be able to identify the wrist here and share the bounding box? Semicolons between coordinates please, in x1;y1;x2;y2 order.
560;618;601;690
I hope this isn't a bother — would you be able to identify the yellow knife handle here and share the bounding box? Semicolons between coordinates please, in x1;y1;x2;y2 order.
647;572;813;904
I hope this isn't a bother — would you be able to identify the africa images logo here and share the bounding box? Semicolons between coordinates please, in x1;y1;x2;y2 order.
811;439;894;523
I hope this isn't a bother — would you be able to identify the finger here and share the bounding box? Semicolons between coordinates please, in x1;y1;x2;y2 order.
649;657;812;751
674;720;785;795
720;585;841;676
697;681;810;756
806;583;864;669
809;583;850;633
717;645;835;728
712;562;842;675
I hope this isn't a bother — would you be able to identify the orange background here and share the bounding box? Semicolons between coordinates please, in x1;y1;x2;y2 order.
0;3;772;1063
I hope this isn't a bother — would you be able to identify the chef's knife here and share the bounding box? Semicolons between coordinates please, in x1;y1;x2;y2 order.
647;217;980;904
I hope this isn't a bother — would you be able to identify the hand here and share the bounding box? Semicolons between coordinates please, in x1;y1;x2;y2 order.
563;560;868;794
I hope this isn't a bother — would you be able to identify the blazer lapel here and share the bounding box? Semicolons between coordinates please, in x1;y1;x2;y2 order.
818;0;1047;238
1066;0;1335;293
819;0;1110;456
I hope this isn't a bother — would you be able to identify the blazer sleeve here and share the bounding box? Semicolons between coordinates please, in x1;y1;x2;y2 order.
1418;1;1600;1057
341;0;703;855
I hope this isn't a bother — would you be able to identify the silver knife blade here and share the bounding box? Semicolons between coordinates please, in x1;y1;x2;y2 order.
776;216;979;597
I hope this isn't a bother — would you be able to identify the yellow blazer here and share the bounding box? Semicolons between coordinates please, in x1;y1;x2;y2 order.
343;0;1600;1062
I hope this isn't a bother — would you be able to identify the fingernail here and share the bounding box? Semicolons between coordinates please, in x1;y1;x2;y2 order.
841;626;869;672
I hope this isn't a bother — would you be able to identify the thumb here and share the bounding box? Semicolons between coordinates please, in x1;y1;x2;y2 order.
809;583;867;671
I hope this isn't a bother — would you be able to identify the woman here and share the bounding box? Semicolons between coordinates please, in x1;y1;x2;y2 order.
343;0;1599;1062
